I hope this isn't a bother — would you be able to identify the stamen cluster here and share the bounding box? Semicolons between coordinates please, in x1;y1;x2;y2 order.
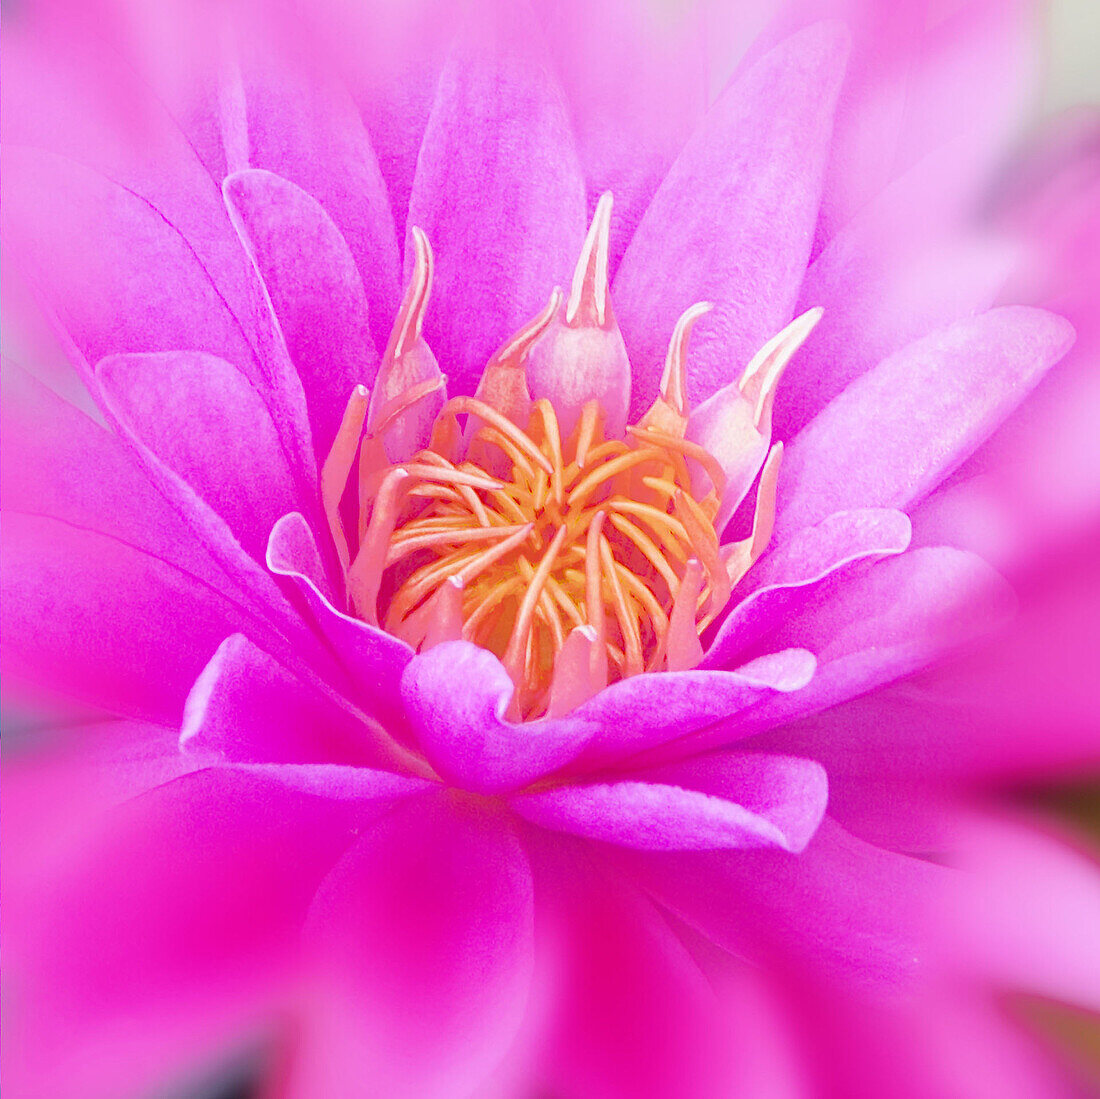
378;393;727;719
321;196;802;721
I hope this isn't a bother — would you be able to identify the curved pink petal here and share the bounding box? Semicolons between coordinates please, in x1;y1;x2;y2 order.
182;633;401;772
223;168;381;463
538;0;708;274
777;148;1016;439
234;35;402;349
288;795;534;1099
4;720;197;896
942;813;1100;1013
705;508;912;668
625;817;942;989
90;358;308;634
784;978;1078;1099
730;547;1016;754
400;641;597;794
291;0;465;237
775;306;1075;537
887;0;1038;214
2;145;261;382
97;349;301;560
1;512;267;723
1;366;232;597
512;750;826;853
2;13;262;338
5;767;359;1099
634;752;830;855
265;513;414;731
614;21;849;416
572;648;816;765
751;536;1100;788
406;9;587;394
526;839;736;1099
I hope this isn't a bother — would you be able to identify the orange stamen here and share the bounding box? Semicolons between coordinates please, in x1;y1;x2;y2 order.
322;227;796;720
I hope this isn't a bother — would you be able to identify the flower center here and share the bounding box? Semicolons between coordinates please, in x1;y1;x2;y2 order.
321;198;810;721
375;392;727;719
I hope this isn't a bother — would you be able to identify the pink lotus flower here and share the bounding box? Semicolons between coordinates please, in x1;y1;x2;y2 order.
4;1;1099;1097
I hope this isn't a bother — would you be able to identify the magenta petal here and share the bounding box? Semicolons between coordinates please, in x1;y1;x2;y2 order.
5;721;197;897
400;642;597;794
1;367;232;596
97;350;300;560
776;307;1076;536
509;768;815;853
92;359;305;633
291;796;534;1099
943;813;1100;1013
2;145;260;380
2;15;249;305
237;42;402;349
540;0;707;274
614;21;849;414
776;150;1016;439
2;512;257;723
632;752;829;854
406;13;587;394
529;839;733;1099
182;633;410;776
737;547;1016;748
573;648;816;763
223;169;380;462
266;513;413;729
705;508;912;668
628;817;941;989
6;768;359;1099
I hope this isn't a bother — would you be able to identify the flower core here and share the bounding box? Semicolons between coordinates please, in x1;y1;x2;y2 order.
380;389;728;719
322;199;799;720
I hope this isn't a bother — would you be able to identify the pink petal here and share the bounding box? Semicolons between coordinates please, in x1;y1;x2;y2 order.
777;149;1016;439
289;795;534;1099
751;536;1100;788
92;358;308;631
614;21;849;416
223;169;380;463
97;349;301;561
5;767;359;1099
538;0;708;274
942;813;1100;1013
775;307;1075;537
784;977;1077;1099
406;9;587;394
1;366;232;597
572;649;816;764
2;145;260;382
635;752;830;854
511;750;826;853
526;839;735;1099
400;641;597;794
182;633;409;774
2;15;262;342
625;817;941;989
235;36;402;349
2;512;267;723
705;508;912;668
265;513;414;732
732;547;1016;751
4;720;197;895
